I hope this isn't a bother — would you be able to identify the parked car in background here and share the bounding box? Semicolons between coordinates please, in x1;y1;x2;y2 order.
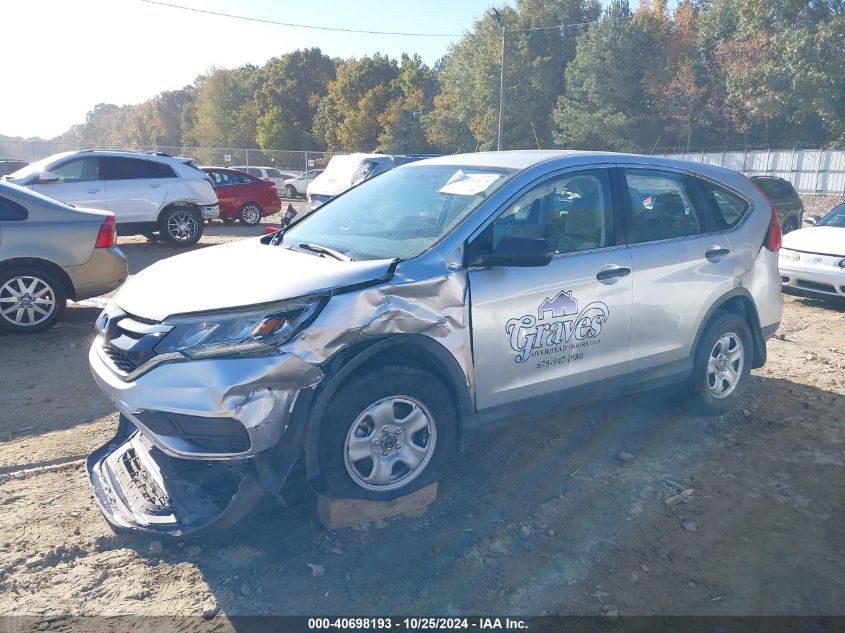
750;176;803;233
85;151;782;535
779;203;845;299
231;166;295;189
283;169;323;199
201;167;281;225
0;159;28;177
307;154;436;210
3;150;219;246
0;182;127;333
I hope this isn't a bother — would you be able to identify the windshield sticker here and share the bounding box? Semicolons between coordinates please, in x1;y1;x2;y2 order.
439;170;501;196
505;290;609;365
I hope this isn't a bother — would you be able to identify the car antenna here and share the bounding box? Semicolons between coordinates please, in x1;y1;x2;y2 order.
649;136;661;156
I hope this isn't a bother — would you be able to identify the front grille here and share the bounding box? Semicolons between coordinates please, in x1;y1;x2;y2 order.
796;280;837;294
120;448;170;511
103;344;138;374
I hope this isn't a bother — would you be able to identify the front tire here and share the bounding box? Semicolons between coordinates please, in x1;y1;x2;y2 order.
239;203;263;226
317;365;458;500
686;311;753;415
285;184;297;199
0;267;66;333
159;207;202;246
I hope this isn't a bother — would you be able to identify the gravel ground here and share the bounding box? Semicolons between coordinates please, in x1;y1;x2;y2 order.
0;214;843;623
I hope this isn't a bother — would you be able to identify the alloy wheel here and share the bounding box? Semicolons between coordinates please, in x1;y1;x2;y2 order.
0;275;57;328
240;204;261;225
167;210;199;242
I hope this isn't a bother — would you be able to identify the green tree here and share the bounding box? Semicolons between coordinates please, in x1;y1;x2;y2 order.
377;54;438;153
185;66;261;148
312;54;400;151
552;1;666;151
256;48;336;150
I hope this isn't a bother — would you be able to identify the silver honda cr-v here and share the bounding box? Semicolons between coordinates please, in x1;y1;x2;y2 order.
86;151;784;535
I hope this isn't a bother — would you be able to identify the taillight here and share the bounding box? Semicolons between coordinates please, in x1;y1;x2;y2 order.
95;213;116;248
268;185;278;194
766;206;782;251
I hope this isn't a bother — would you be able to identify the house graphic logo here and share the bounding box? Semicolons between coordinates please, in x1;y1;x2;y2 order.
505;289;609;364
538;290;578;320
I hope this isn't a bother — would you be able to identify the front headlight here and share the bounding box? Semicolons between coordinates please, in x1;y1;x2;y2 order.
780;249;800;261
154;296;325;359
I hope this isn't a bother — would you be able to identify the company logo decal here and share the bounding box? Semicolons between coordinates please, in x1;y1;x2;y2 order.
505;290;609;364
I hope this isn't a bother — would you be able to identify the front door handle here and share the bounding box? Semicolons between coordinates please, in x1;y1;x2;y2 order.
85;188;99;194
148;183;162;188
596;266;631;283
705;246;731;262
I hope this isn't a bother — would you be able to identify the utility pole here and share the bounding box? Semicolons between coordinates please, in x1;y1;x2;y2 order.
489;8;505;152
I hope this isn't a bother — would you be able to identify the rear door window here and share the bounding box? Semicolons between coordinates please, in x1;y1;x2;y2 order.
101;157;176;180
623;169;706;243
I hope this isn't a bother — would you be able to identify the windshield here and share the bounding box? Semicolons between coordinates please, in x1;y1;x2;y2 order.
816;204;845;228
282;164;513;260
4;152;74;181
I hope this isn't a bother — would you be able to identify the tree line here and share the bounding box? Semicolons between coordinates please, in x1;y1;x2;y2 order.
9;0;845;157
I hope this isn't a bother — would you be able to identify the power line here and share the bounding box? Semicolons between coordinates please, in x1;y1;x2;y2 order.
139;0;625;38
139;0;465;37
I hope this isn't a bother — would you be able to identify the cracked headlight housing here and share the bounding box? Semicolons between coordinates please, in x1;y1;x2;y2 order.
155;296;326;359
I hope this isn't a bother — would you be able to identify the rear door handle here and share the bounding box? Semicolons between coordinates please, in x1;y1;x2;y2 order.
705;246;731;262
85;188;99;194
596;266;631;283
148;183;162;188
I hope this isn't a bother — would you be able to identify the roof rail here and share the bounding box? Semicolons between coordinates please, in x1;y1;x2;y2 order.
77;149;172;157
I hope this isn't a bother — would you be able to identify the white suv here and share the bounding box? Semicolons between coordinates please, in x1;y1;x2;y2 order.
4;150;220;246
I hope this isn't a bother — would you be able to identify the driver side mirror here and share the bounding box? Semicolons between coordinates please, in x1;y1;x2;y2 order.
36;171;59;184
469;236;555;268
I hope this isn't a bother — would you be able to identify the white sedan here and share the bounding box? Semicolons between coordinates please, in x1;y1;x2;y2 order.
779;203;845;298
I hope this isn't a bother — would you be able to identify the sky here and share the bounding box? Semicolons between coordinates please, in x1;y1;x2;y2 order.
0;0;515;139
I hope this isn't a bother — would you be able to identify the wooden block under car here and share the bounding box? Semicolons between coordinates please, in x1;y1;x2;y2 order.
317;482;438;530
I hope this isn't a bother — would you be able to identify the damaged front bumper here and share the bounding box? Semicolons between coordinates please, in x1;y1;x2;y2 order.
87;416;266;536
87;339;322;535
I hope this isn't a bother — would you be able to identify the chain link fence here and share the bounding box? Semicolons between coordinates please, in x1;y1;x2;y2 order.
0;140;331;177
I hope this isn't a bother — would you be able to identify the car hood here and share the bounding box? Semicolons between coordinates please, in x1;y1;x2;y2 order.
115;238;395;321
782;226;845;256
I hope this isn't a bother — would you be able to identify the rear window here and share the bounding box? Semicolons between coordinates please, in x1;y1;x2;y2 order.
696;179;750;229
266;168;283;178
753;177;795;200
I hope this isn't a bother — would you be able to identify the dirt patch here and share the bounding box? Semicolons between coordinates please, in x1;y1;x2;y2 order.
0;222;842;619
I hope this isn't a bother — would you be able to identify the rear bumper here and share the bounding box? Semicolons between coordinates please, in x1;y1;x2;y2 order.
66;247;129;300
199;203;220;220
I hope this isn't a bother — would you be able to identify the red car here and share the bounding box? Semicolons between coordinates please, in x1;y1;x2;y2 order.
201;167;281;225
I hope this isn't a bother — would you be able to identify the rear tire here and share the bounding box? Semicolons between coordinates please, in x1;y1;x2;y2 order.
239;203;263;226
285;184;297;199
782;217;799;234
0;267;66;333
159;206;202;247
685;311;753;415
316;365;458;500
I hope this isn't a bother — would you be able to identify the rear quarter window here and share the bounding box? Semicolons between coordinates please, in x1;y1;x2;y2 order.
0;195;28;221
695;179;750;229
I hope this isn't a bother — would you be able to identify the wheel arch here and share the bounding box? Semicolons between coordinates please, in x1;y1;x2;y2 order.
156;201;200;223
0;257;75;300
692;288;766;369
301;333;474;488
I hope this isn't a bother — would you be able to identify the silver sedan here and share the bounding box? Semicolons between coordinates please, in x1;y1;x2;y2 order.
0;182;128;333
